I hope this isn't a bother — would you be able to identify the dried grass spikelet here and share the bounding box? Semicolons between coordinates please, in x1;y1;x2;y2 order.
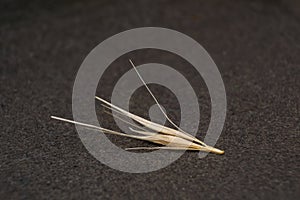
51;60;224;155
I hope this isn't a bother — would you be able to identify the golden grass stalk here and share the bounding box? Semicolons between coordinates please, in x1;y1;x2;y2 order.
51;59;224;155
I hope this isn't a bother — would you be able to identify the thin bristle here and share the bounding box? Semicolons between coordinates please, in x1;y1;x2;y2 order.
103;109;147;132
129;59;189;135
95;96;206;146
51;115;224;154
125;146;199;151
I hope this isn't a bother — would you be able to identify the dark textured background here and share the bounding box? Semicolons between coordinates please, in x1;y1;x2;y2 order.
1;0;299;199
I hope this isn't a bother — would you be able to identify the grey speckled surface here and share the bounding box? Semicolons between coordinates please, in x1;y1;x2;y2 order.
1;0;299;199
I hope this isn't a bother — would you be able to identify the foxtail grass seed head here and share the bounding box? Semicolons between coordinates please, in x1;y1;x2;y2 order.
51;60;224;155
